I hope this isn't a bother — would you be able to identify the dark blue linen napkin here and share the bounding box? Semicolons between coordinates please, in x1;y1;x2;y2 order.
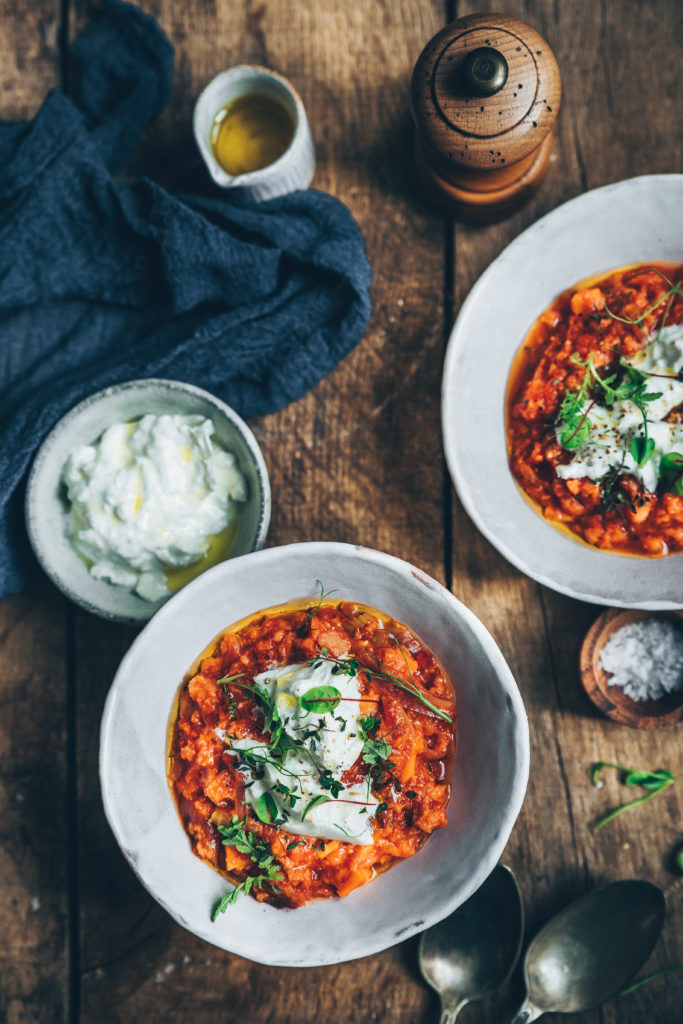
0;0;372;599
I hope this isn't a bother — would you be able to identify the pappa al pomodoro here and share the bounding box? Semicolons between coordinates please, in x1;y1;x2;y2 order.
168;595;456;917
507;262;683;556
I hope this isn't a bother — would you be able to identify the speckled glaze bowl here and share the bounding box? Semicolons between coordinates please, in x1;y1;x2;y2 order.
25;379;270;623
100;542;529;966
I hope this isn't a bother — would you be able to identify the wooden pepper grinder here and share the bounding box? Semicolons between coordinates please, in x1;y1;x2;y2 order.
411;14;561;221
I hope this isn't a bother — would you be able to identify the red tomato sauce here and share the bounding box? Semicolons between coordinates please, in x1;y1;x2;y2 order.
506;262;683;556
168;599;456;910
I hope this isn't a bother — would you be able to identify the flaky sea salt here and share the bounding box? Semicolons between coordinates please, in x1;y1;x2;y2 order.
599;619;683;702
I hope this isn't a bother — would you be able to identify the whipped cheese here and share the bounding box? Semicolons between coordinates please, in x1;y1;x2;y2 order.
557;324;683;491
229;660;377;845
62;414;247;601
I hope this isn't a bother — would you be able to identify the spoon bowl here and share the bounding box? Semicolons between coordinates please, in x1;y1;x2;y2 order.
419;865;524;1022
510;879;665;1022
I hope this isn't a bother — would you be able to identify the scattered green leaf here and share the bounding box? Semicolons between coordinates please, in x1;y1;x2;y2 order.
590;762;675;830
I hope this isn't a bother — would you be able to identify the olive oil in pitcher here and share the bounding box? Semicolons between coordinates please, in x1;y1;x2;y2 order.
210;93;295;176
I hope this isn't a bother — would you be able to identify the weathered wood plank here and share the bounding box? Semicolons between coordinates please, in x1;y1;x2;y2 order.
0;3;69;1021
0;583;70;1024
71;1;449;1021
450;3;683;1022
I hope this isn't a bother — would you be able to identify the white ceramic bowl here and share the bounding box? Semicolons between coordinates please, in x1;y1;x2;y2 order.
100;542;529;966
443;174;683;609
193;65;315;201
25;379;270;623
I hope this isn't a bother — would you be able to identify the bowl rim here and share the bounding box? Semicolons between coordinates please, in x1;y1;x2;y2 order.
25;377;271;623
99;540;530;965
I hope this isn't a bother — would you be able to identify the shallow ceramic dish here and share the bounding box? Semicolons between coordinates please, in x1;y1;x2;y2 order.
580;608;683;729
442;174;683;609
26;379;270;623
100;542;529;966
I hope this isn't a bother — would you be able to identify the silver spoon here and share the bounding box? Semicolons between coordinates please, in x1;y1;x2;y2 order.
419;865;524;1023
509;879;665;1023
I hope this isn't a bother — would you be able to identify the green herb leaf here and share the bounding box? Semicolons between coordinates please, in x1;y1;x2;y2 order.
300;685;342;713
300;794;332;820
286;840;305;851
254;792;279;825
629;435;655;468
620;966;683;996
589;762;675;829
405;790;417;799
375;802;388;817
217;672;245;686
213;816;283;918
660;452;683;495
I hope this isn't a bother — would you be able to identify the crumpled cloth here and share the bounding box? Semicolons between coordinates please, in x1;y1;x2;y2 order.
0;0;372;599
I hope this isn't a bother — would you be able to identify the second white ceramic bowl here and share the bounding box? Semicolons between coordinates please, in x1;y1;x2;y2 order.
100;542;529;966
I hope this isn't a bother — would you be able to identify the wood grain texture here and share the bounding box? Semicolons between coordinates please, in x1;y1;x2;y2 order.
1;1;682;1022
68;1;449;1022
449;2;683;1023
0;583;70;1024
0;3;69;1021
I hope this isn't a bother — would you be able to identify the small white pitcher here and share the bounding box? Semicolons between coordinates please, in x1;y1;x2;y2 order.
193;65;315;202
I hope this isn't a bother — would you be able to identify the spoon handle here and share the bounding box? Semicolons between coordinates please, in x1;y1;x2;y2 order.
508;1003;542;1024
439;998;468;1023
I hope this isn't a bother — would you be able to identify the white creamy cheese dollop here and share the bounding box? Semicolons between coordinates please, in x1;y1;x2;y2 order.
556;324;683;492
62;414;247;601
229;660;377;845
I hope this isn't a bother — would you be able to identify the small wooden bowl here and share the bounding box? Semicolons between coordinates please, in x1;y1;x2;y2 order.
580;609;683;729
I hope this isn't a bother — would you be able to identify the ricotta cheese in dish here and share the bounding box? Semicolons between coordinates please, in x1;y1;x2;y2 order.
62;413;247;601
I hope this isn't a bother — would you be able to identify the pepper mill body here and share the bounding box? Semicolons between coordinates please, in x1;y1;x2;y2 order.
411;14;561;222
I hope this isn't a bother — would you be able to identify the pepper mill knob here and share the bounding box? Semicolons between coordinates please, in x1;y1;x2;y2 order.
411;14;561;221
461;47;509;97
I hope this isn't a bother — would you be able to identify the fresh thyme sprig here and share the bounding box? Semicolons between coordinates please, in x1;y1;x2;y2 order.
304;579;337;630
212;815;283;918
359;716;402;790
308;646;452;723
590;762;675;830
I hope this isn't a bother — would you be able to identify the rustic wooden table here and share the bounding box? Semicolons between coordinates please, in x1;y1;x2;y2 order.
2;2;682;1022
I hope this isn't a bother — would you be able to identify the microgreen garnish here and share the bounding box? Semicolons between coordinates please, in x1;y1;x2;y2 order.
565;353;663;470
359;717;402;790
305;579;337;630
254;791;280;825
620;967;683;996
300;794;332;820
317;767;346;798
375;802;388;817
405;790;417;799
603;268;682;338
590;762;675;830
308;644;452;723
660;452;683;495
299;685;342;713
286;840;305;851
558;366;593;449
212;815;283;919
